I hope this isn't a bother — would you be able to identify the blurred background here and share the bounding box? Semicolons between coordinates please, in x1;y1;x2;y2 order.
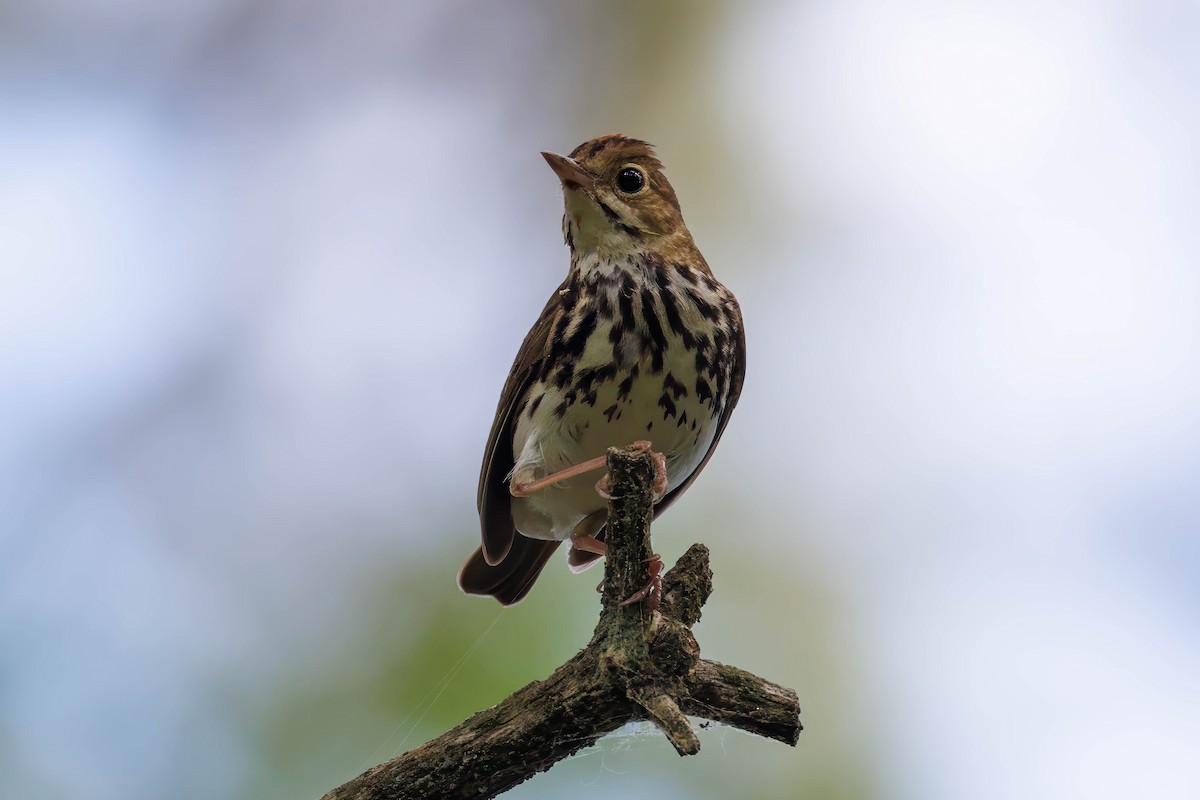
2;1;1198;798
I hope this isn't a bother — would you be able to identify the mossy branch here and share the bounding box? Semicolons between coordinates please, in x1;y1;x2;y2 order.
320;445;802;800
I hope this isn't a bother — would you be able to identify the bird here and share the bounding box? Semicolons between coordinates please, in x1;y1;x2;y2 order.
457;134;746;606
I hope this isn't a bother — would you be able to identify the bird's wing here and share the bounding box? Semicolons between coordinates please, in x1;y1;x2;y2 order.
476;280;566;565
653;299;746;518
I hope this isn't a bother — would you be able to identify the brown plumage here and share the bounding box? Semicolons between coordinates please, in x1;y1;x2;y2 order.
457;135;746;604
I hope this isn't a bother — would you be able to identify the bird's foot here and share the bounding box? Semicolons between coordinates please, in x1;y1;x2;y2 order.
594;441;668;502
649;450;668;500
594;473;614;501
620;553;665;613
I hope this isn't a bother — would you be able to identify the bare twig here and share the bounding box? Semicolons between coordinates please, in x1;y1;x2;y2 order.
321;445;801;800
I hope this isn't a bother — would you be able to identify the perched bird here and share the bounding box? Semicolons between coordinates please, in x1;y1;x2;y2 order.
457;134;746;605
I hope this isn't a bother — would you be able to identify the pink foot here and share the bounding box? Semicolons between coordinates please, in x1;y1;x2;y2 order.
620;554;664;613
594;442;668;502
649;450;668;501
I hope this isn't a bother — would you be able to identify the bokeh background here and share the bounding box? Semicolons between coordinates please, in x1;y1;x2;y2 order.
3;1;1198;798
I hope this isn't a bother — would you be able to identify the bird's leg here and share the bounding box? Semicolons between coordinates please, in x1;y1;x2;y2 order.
568;510;608;573
620;554;665;613
509;455;608;497
569;526;607;557
511;440;667;500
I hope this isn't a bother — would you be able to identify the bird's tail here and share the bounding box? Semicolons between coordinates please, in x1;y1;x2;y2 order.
457;537;562;605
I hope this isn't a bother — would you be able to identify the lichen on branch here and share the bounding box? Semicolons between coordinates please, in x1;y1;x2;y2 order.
321;445;801;800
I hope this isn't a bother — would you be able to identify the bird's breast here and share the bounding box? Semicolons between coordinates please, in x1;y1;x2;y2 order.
508;256;740;539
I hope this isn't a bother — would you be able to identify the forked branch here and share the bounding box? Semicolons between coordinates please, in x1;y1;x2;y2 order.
321;445;802;800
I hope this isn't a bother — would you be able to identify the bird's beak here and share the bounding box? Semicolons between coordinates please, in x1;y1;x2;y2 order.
541;151;595;192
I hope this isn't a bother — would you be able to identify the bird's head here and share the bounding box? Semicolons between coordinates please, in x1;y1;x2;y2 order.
542;135;691;259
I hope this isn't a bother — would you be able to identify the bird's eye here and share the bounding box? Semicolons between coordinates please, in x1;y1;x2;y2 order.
616;166;646;194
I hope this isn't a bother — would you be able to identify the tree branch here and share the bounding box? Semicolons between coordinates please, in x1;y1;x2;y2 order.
321;445;802;800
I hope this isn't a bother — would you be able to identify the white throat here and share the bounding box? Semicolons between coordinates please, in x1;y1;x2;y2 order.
563;190;640;261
